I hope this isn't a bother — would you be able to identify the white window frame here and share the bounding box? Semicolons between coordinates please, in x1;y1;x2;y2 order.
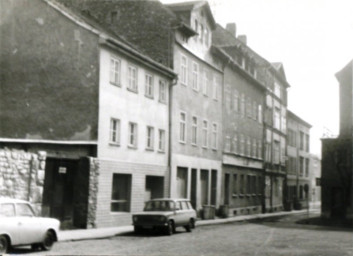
192;62;199;91
202;120;208;148
213;76;218;100
146;126;154;150
179;112;186;143
145;73;154;98
181;55;188;86
110;56;121;86
203;71;209;96
191;116;198;145
127;65;138;92
158;129;166;152
110;118;120;145
212;123;218;150
128;122;138;148
232;134;238;154
159;79;167;103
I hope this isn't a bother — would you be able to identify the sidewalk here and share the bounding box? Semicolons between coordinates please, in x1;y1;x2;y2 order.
58;209;317;242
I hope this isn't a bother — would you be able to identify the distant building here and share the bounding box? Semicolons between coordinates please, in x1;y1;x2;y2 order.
321;59;353;219
285;110;312;210
309;154;321;205
212;23;266;216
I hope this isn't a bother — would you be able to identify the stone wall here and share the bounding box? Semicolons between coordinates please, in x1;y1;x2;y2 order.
0;148;46;214
87;157;100;228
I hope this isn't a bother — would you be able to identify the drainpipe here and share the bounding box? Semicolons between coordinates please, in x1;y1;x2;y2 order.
168;76;178;198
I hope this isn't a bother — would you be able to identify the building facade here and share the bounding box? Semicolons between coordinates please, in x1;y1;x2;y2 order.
321;59;353;219
286;110;311;210
212;24;265;216
0;0;176;228
309;154;321;206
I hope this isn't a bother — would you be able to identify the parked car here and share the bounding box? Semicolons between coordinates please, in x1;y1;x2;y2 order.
0;198;60;254
132;198;197;235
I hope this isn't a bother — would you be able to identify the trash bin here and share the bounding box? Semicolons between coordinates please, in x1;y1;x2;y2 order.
202;205;216;219
219;205;229;218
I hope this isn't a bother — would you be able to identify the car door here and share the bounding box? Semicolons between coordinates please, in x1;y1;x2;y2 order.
15;203;41;244
0;203;22;245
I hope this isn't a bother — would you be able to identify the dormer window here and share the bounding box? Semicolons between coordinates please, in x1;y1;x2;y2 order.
205;28;209;46
194;19;198;41
200;24;204;43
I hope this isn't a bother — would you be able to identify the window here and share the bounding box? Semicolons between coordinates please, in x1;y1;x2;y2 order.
232;134;238;154
305;134;310;152
200;24;204;43
240;175;244;194
305;158;309;177
224;136;231;152
191;116;197;145
232;174;237;195
111;174;131;212
252;138;257;158
203;71;208;96
110;118;120;145
240;134;245;155
234;90;239;112
192;62;199;91
253;102;257;120
179;112;186;143
16;203;34;217
205;28;209;46
273;140;280;164
202;120;208;148
246;137;251;156
181;55;187;85
128;65;138;92
159;79;167;103
258;105;263;123
288;129;296;147
110;57;120;86
274;82;281;98
247;97;252;118
145;74;154;98
128;122;138;148
146;126;154;150
247;176;251;194
240;94;245;117
194;19;198;41
274;108;280;130
213;77;218;100
258;140;262;159
300;131;304;150
0;203;15;217
212;123;218;150
158;129;166;152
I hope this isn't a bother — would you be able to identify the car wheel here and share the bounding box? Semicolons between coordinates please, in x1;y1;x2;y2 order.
0;235;9;254
31;243;41;251
165;220;174;236
41;230;55;251
190;218;196;229
134;226;143;234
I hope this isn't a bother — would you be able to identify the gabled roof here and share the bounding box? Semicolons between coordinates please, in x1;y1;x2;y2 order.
335;59;352;83
271;62;287;81
287;110;312;128
166;1;216;30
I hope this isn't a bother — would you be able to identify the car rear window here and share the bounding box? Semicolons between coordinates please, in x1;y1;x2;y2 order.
0;203;15;217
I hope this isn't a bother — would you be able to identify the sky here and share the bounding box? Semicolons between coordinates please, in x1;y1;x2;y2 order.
161;0;353;156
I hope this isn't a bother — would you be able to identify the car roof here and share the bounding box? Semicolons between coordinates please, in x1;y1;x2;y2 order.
0;197;29;204
148;198;190;202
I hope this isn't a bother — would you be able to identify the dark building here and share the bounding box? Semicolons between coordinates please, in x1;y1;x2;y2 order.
321;59;353;219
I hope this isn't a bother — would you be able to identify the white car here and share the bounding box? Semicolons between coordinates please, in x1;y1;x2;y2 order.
132;198;197;235
0;198;60;254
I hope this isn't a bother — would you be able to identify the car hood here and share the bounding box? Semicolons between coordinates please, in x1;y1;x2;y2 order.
133;211;174;217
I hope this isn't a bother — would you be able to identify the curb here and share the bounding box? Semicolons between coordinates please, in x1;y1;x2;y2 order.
58;209;317;242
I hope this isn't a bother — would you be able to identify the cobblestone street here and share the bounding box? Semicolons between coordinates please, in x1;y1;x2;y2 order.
9;213;353;256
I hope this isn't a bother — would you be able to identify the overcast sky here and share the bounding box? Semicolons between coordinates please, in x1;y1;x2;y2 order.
161;0;353;156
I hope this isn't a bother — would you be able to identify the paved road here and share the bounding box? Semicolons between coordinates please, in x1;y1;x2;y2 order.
9;213;353;256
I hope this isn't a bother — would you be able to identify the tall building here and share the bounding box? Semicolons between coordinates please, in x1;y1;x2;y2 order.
59;0;224;216
321;59;352;219
212;24;265;216
286;110;312;210
0;0;176;228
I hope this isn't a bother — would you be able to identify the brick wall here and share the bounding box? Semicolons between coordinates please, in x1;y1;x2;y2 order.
0;148;46;214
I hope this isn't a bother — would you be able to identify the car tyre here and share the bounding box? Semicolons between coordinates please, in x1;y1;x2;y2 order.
134;226;143;234
41;230;55;251
165;220;174;236
31;243;42;251
190;218;196;229
184;222;191;232
0;235;9;254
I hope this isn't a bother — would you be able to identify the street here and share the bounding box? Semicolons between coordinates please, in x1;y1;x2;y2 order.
9;213;353;256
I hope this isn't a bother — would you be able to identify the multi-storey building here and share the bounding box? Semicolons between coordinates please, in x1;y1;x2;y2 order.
212;24;265;216
321;59;352;219
286;110;311;210
61;0;224;216
309;154;321;207
0;0;175;228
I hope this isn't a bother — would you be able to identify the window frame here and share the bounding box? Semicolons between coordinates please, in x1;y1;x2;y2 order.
110;118;121;146
191;116;198;146
128;122;138;148
158;129;166;152
159;79;167;103
192;62;199;91
211;123;218;150
180;55;188;86
110;56;121;86
145;73;154;99
111;173;132;213
127;65;138;92
179;112;187;143
202;120;208;148
146;126;154;150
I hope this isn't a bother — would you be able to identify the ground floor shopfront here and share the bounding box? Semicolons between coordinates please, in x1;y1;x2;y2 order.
264;169;285;213
170;154;222;217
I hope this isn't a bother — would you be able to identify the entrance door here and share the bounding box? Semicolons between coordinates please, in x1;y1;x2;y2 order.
191;169;197;209
200;170;209;206
43;158;78;224
224;173;230;205
211;170;217;205
177;167;188;198
145;176;164;201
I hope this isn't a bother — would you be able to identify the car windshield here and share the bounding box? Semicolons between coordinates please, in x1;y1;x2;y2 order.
144;200;175;211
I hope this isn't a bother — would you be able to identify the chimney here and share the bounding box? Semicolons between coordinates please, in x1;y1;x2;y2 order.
225;23;236;37
238;35;247;45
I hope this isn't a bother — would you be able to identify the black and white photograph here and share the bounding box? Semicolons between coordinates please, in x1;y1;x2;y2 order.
0;0;352;255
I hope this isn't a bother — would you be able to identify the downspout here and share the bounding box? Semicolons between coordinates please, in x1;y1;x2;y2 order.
168;76;178;197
